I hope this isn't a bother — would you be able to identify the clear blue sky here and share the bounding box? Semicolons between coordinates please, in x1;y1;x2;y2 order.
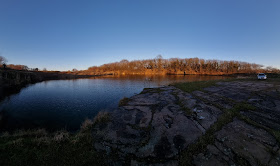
0;0;279;71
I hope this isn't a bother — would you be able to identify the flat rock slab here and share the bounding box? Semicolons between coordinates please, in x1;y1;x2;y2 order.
93;80;280;165
93;86;222;164
202;81;280;131
193;119;280;166
245;93;280;131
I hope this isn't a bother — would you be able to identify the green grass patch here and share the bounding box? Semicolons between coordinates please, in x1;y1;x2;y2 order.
232;101;280;144
171;91;193;116
238;113;280;144
271;130;280;144
173;80;224;93
0;128;107;166
140;88;165;94
237;76;280;84
177;99;193;116
118;97;131;106
93;111;111;125
181;105;192;116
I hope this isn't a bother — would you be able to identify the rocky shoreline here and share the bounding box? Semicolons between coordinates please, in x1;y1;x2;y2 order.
93;80;280;165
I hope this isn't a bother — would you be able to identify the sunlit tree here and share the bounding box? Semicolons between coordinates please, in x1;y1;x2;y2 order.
84;56;268;75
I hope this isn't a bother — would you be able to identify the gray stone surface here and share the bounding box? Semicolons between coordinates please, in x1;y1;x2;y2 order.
204;81;280;131
193;119;280;166
93;86;222;164
93;80;280;165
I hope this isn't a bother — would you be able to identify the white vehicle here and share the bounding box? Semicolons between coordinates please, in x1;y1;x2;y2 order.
257;73;267;80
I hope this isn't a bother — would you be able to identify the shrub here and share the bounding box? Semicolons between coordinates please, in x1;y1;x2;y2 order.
80;118;94;131
93;111;110;125
118;97;131;106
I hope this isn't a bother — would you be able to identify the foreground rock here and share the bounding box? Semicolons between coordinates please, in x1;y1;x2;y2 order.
93;80;280;165
94;86;222;165
194;119;279;166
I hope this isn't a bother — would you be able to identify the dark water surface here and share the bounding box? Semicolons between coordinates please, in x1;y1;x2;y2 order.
0;75;227;132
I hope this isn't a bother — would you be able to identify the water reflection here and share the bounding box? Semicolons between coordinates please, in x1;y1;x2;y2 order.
0;75;228;132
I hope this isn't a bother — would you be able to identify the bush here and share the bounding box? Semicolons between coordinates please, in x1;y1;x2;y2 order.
118;97;131;106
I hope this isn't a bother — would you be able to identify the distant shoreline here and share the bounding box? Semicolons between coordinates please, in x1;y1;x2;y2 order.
1;68;279;102
0;69;106;102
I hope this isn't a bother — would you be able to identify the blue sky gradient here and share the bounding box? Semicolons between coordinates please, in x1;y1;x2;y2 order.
0;0;279;70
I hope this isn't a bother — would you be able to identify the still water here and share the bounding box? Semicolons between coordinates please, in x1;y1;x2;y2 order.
0;75;227;132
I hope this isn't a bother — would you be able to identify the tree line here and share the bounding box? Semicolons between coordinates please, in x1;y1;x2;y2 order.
85;55;279;75
1;55;279;75
0;56;41;71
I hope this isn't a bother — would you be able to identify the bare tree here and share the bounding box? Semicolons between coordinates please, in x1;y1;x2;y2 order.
155;55;163;70
0;56;7;65
85;57;267;75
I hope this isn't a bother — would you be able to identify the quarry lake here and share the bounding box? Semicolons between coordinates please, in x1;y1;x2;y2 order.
0;75;228;132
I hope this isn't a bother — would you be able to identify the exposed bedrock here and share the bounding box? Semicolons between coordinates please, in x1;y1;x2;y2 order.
93;81;280;165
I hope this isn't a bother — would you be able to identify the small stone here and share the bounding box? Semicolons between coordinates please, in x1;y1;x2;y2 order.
105;146;111;154
198;116;205;120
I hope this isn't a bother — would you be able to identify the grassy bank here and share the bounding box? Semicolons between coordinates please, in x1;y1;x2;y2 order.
0;113;110;166
172;77;236;93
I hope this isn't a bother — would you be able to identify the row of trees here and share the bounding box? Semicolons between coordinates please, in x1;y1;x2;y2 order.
0;56;46;71
1;55;279;75
86;56;279;75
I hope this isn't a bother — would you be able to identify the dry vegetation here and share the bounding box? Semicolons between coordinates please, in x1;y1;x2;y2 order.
1;55;279;76
84;56;280;75
92;111;111;125
0;118;107;166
